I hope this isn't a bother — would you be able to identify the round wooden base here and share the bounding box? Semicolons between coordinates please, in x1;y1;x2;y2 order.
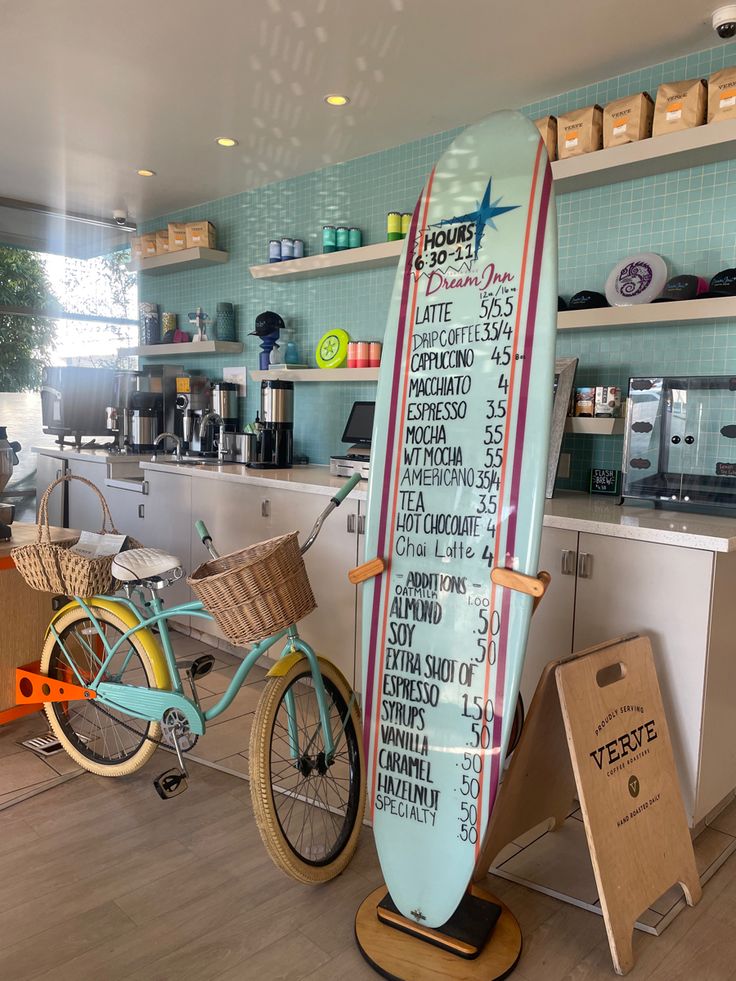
355;885;522;981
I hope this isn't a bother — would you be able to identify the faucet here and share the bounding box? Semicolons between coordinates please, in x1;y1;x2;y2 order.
151;432;183;462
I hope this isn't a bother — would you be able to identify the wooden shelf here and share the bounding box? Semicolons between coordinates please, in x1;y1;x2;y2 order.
126;247;229;275
565;418;624;435
558;296;736;330
552;120;736;194
249;241;404;281
119;341;243;357
250;367;380;382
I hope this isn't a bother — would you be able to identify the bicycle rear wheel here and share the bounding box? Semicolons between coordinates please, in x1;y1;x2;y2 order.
40;603;162;776
249;656;365;884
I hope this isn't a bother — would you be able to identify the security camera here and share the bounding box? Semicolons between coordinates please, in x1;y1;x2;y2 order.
713;5;736;38
112;208;128;226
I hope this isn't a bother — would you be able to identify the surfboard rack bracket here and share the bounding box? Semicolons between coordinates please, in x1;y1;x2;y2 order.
348;556;386;584
491;567;551;613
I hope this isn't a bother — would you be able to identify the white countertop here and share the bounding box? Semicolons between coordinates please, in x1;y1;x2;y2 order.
33;445;149;464
544;492;736;553
142;461;370;501
36;446;736;551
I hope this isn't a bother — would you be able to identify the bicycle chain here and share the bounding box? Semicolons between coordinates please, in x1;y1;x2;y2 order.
90;699;169;747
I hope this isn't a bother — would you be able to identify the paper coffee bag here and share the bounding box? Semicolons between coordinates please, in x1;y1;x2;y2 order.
557;105;603;159
708;67;736;123
652;79;706;135
603;92;654;147
534;116;558;161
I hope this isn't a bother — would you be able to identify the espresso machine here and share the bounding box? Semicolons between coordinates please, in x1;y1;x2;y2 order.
248;380;293;469
175;374;213;455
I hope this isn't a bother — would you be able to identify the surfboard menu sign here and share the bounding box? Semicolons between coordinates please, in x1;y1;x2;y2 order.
361;110;558;928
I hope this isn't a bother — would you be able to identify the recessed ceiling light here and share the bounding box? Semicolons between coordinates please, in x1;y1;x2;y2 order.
216;137;239;147
324;94;350;107
136;169;156;177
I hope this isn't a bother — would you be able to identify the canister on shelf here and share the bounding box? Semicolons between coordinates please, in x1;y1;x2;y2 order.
348;227;362;249
268;240;281;263
356;341;370;368
369;341;382;367
336;226;350;250
401;213;412;237
293;239;304;258
347;342;358;368
574;387;596;417
322;225;337;253
595;386;621;417
280;237;294;260
387;211;402;241
162;312;177;339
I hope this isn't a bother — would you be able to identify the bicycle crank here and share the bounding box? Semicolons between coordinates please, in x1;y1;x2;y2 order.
154;708;196;799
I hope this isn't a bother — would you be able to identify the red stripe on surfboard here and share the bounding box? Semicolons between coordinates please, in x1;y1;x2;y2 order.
364;170;436;812
474;140;546;854
483;159;554;833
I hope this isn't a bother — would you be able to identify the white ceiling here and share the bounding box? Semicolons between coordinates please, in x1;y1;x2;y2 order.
0;0;724;228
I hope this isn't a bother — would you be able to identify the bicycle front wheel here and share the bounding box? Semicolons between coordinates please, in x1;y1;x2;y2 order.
249;656;365;884
40;603;162;776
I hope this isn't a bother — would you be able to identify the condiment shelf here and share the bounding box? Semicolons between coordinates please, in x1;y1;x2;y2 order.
249;240;404;281
119;341;243;357
565;418;624;435
552;119;736;194
126;247;229;275
250;367;380;382
558;296;736;330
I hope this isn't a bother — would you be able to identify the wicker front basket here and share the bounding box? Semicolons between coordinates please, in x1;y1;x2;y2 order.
187;531;316;645
11;474;141;595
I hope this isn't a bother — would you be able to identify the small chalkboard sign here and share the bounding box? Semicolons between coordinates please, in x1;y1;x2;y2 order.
590;468;620;495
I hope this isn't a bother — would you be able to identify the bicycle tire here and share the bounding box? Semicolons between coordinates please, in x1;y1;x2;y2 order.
249;656;365;884
40;603;162;776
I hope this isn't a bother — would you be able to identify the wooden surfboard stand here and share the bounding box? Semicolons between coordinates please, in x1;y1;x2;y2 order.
474;633;702;975
354;566;548;980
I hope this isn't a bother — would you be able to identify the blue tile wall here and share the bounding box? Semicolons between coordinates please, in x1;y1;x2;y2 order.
140;41;736;485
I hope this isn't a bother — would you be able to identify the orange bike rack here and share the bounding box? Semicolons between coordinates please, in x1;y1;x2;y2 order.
15;667;96;706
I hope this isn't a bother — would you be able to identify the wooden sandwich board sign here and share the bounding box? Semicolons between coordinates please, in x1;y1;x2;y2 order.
474;635;701;976
359;108;558;935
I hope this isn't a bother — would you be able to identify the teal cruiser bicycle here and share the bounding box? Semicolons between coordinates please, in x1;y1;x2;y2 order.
30;473;365;883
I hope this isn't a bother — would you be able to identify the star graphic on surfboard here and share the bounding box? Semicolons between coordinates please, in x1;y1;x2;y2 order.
437;176;519;259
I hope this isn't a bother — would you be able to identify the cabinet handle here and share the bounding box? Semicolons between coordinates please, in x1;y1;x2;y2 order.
357;515;365;535
577;552;593;579
55;468;62;480
261;499;270;518
347;513;356;534
561;549;576;575
138;504;145;519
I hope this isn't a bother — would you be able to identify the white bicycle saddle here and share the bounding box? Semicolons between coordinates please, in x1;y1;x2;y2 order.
112;548;183;583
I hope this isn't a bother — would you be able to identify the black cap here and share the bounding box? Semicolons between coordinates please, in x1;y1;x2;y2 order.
653;274;708;302
557;296;567;311
250;311;285;336
698;268;736;298
567;290;609;310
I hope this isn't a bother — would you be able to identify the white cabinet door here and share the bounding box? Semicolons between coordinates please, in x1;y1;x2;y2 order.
35;453;66;525
189;478;266;642
265;487;360;686
142;470;193;625
519;526;578;710
102;481;147;540
66;460;110;532
573;532;713;824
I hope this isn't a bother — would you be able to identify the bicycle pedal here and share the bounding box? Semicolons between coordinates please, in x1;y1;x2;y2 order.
189;654;216;680
153;768;189;800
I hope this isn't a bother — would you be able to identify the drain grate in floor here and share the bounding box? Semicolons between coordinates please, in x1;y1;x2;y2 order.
20;732;88;756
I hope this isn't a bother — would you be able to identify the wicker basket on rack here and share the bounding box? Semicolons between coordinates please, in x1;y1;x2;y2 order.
11;474;141;595
187;531;316;645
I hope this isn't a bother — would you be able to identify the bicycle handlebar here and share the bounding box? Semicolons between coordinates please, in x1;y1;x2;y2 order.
194;473;363;560
331;472;362;506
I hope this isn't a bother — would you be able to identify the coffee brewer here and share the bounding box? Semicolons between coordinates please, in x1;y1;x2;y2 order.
106;368;178;453
175;374;214;455
248;380;293;469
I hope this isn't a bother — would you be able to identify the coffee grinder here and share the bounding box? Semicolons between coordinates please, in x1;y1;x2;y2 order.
249;380;293;469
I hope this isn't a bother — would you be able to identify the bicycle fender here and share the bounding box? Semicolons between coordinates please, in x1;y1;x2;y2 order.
266;651;305;677
46;598;170;690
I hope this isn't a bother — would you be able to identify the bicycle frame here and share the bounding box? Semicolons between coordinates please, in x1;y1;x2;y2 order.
50;590;336;757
